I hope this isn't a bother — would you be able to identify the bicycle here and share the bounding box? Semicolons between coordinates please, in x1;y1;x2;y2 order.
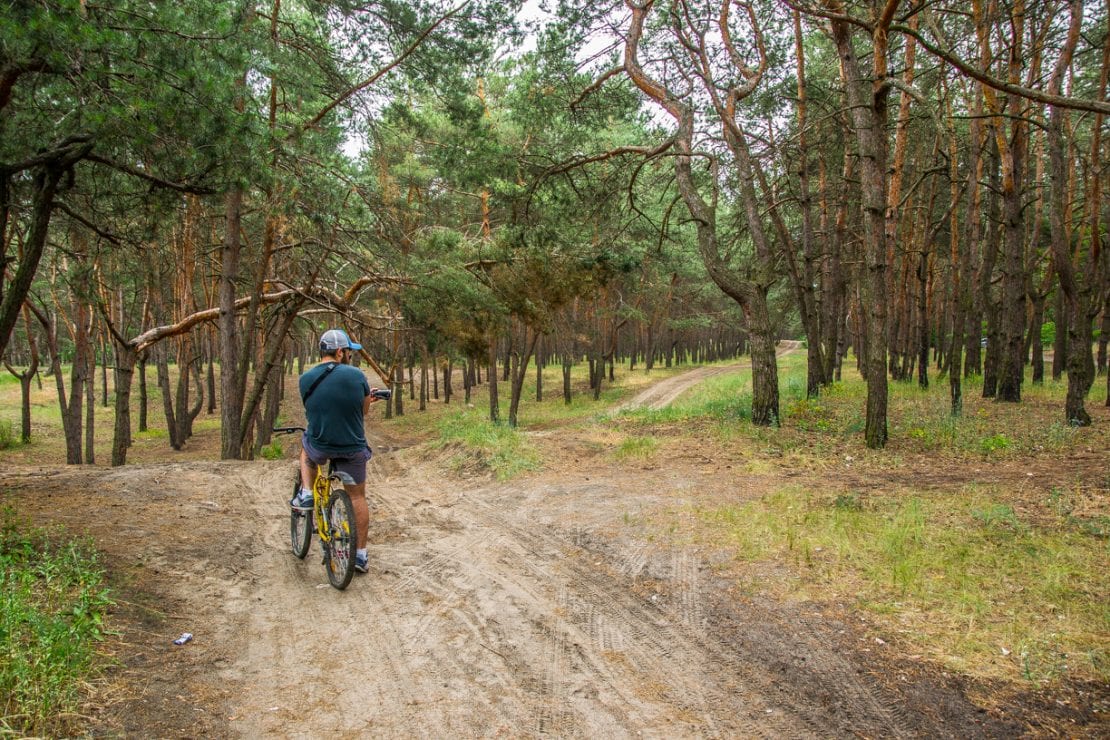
272;426;359;590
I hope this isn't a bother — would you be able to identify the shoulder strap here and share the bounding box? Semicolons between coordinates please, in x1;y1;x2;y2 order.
301;362;338;404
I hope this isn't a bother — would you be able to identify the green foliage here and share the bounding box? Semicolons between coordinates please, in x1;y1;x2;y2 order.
614;435;659;460
0;421;15;450
434;410;540;480
1041;321;1056;346
259;441;284;460
978;433;1012;456
697;488;1109;683
0;510;113;737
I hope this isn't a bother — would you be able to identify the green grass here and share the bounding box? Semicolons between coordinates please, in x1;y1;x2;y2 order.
0;420;16;450
1;509;114;737
433;409;541;480
696;486;1110;684
613;435;659;460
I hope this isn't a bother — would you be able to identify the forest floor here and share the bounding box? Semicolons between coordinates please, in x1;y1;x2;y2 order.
1;352;1108;738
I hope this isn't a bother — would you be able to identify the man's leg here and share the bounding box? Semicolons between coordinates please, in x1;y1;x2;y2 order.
347;482;369;550
299;446;315;493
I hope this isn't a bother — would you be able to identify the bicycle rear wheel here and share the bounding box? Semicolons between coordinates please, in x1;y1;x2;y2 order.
323;488;356;590
289;474;312;559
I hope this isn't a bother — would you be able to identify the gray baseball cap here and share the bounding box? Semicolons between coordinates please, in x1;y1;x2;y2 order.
319;328;362;352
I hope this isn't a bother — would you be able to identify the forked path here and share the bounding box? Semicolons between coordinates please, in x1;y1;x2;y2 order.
0;351;1026;738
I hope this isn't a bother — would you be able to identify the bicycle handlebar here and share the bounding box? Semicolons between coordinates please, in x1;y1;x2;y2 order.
272;426;306;435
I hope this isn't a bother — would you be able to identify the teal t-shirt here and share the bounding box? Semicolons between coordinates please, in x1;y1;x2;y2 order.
299;362;371;456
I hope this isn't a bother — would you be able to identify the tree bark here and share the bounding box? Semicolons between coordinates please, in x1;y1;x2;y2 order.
488;332;500;423
218;186;243;458
508;329;539;428
830;12;892;447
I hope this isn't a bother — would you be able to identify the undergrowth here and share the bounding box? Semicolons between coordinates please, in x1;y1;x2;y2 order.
434;410;541;480
0;508;114;737
696;486;1109;684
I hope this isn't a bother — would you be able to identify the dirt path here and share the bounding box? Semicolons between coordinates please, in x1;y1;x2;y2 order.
5;459;1034;737
619;341;802;412
3;350;1068;738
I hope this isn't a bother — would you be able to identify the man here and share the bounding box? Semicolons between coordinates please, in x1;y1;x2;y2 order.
291;328;383;574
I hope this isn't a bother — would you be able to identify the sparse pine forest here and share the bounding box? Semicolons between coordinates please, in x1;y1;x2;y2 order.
2;2;1109;737
1;0;1107;462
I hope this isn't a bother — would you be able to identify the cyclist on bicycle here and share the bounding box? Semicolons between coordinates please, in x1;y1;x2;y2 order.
291;328;383;574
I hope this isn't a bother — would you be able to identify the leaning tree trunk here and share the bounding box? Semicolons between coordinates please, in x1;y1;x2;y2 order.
508;329;540;428
156;346;181;450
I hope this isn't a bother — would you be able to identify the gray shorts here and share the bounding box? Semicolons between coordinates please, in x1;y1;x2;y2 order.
301;433;372;485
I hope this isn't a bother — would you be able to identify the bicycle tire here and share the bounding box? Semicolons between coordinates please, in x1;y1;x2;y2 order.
324;488;357;590
289;474;312;559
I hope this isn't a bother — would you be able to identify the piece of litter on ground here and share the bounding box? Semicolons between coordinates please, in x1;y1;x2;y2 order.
1001;647;1011;656
268;706;279;711
874;637;886;646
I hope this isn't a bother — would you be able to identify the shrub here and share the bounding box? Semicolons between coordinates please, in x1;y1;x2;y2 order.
0;420;15;450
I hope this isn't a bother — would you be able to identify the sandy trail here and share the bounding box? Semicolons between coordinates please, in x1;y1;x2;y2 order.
619;341;802;412
1;346;1039;738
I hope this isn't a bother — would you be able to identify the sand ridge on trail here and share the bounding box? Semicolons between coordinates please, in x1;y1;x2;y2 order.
2;428;1036;738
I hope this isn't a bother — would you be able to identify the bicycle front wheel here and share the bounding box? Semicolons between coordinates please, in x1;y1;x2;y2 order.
323;488;356;590
290;474;312;559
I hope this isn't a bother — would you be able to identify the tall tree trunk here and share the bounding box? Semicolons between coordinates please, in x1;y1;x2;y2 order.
981;141;1004;396
419;345;428;411
218;187;243;459
949;83;983;414
562;353;572;404
1045;0;1093;424
157;347;181;450
488;332;500;423
978;0;1028;403
1030;291;1046;384
444;358;453;405
508;329;540;428
110;346;137;466
830;13;893;447
138;354;149;432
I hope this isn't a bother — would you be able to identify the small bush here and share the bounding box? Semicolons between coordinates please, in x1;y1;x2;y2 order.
0;420;15;450
978;433;1012;455
260;441;284;460
614;435;659;459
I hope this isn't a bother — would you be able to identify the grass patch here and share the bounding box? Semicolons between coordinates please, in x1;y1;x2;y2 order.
696;486;1109;684
259;441;284;460
1;509;114;737
0;420;16;450
613;435;659;460
434;409;541;480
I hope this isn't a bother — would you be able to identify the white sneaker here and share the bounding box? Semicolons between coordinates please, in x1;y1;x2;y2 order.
289;489;313;511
